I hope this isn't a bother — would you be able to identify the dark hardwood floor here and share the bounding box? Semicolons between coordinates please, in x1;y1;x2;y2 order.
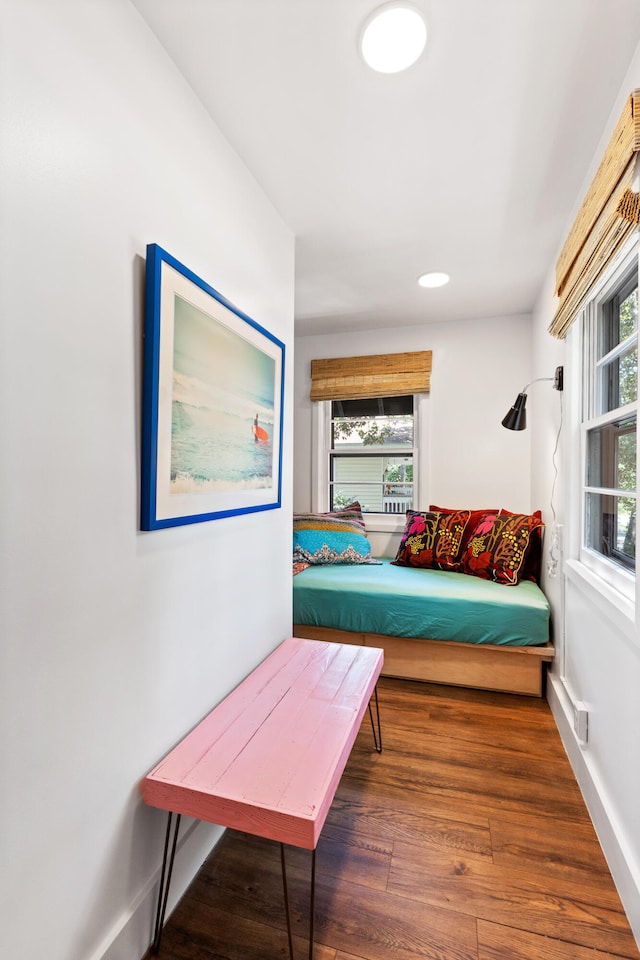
146;677;640;959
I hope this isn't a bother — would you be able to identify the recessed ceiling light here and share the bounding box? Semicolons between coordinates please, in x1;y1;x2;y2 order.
360;3;427;74
418;272;450;288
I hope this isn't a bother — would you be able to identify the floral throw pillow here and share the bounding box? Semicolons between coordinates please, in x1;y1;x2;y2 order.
392;509;470;571
430;505;499;568
462;512;544;585
431;504;544;582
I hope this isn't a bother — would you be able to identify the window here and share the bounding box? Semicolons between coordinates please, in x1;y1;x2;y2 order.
582;256;638;583
309;351;431;523
329;395;415;514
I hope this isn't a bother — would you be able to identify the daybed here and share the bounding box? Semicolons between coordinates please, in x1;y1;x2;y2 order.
292;505;554;697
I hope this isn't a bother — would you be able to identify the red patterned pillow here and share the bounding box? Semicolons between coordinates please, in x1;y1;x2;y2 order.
461;512;545;585
499;508;543;582
430;505;498;567
393;509;470;570
430;505;543;582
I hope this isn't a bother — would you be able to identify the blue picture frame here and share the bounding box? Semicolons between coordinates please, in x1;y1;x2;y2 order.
141;244;285;530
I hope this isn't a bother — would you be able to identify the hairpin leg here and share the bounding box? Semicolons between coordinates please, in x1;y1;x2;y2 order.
280;844;318;960
308;848;316;960
368;685;383;753
151;811;181;954
281;844;295;960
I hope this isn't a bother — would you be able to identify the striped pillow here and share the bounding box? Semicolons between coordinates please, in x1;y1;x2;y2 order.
293;505;380;565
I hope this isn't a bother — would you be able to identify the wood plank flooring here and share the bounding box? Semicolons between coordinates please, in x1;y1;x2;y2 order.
146;677;640;960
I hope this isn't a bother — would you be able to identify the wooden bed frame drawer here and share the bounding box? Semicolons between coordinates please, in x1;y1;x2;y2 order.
293;625;554;697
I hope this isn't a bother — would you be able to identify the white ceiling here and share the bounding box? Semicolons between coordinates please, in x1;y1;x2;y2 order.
131;0;640;335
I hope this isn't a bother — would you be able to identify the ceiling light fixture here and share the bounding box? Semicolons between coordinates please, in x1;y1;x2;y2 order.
418;272;450;288
360;2;427;74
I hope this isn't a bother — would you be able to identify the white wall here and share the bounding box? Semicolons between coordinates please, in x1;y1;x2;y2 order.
295;314;535;555
530;49;640;946
0;3;294;960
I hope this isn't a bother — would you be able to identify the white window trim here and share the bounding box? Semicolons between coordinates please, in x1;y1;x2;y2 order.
311;393;430;533
565;559;636;637
568;237;639;609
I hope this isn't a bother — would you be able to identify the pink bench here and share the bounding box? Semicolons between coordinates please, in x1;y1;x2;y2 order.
141;636;383;957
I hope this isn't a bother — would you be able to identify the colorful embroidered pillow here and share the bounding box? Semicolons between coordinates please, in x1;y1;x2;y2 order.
430;505;498;570
392;509;471;570
430;505;543;582
499;508;543;582
461;512;544;585
293;505;380;565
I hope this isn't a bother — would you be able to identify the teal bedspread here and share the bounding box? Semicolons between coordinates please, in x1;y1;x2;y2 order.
293;558;550;647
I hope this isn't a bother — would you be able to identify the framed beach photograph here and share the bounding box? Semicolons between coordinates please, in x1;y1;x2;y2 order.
140;244;285;530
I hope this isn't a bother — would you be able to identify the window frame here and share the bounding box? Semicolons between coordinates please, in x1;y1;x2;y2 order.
311;392;430;533
578;244;638;600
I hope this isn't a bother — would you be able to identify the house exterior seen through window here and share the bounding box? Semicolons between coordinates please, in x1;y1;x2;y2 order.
329;395;414;514
583;260;638;576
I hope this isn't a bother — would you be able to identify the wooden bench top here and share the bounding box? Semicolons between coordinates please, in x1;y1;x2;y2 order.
140;637;383;849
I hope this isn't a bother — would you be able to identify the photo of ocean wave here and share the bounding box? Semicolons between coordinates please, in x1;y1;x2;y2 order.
171;373;273;492
169;294;277;495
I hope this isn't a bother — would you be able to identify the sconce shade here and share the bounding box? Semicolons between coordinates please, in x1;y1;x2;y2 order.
502;392;527;430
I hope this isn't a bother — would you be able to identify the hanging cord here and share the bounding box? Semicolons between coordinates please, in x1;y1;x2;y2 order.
547;392;563;573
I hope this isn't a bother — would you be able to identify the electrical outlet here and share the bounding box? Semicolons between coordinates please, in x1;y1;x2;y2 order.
551;524;563;552
573;702;589;744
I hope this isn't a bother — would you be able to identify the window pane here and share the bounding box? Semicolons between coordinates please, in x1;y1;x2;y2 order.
620;287;638;340
330;453;413;513
598;343;638;413
586;416;636;490
583;259;638;583
599;279;637;358
331;395;413;449
332;396;413;418
585;492;636;569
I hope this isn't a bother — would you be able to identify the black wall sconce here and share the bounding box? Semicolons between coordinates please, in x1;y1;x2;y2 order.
502;366;564;431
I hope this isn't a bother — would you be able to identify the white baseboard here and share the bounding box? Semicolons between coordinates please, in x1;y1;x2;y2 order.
91;820;224;960
547;673;640;950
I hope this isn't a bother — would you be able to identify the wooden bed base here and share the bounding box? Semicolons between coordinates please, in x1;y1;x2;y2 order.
293;625;555;697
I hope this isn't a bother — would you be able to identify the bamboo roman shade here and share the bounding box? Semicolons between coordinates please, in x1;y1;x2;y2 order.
550;90;640;339
310;350;432;401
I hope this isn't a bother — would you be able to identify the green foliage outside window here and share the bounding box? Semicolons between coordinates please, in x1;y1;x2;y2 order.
617;288;637;560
